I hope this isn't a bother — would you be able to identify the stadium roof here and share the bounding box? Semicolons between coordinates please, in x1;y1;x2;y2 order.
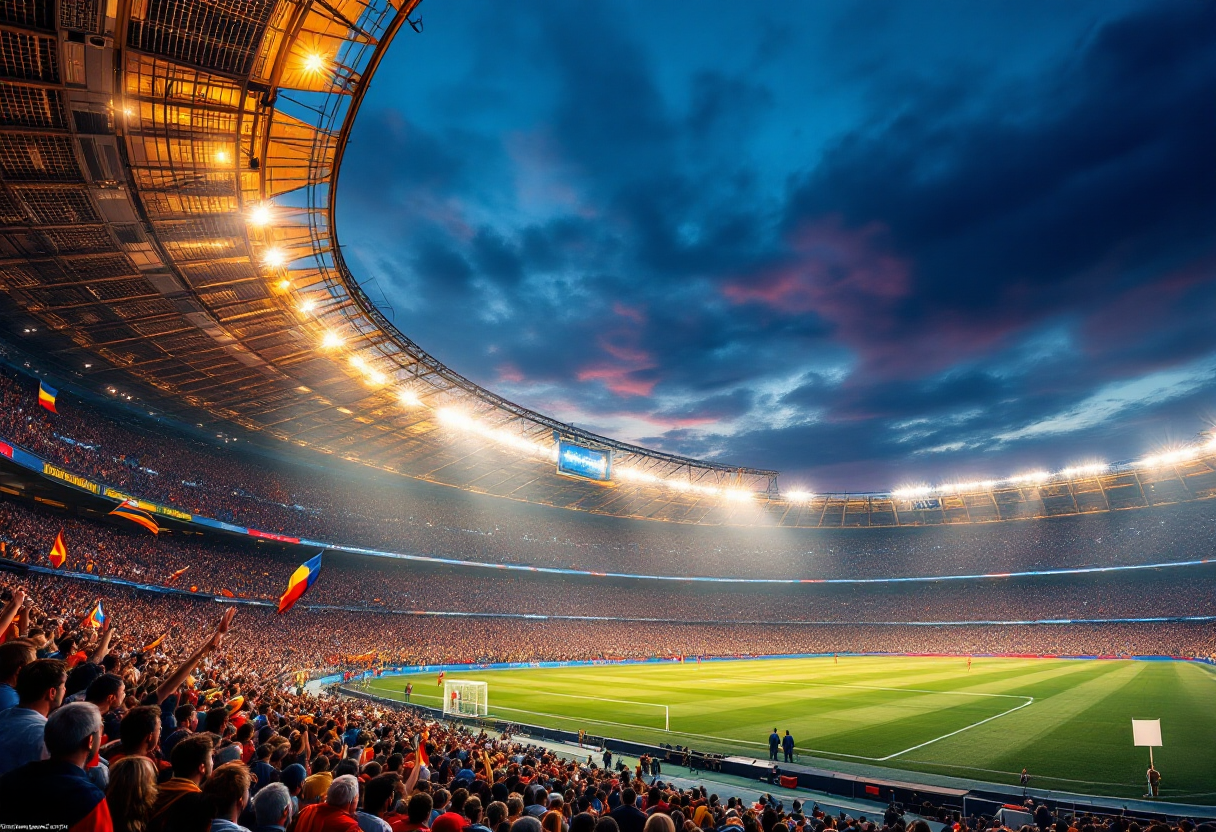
0;0;790;523
0;1;1213;525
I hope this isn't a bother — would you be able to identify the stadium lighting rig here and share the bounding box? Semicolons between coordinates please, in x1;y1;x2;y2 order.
890;434;1216;501
614;466;756;501
320;331;345;349
436;408;558;460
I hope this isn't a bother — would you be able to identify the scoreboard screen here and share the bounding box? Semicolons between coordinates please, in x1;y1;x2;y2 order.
557;440;612;482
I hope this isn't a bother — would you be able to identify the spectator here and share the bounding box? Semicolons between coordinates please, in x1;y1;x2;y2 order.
295;773;363;832
0;701;111;830
0;637;35;709
252;782;294;832
109;755;159;832
203;761;254;832
0;657;66;775
150;733;214;830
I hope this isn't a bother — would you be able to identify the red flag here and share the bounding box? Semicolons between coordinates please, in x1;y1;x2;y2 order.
219;588;235;598
48;531;67;568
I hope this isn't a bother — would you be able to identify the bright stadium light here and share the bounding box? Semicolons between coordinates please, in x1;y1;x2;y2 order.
398;389;422;408
785;490;815;503
436;407;556;459
263;248;286;268
248;203;273;226
723;489;754;502
321;331;343;349
304;52;327;73
277;279;291;291
299;299;316;314
215;149;231;164
1137;447;1200;468
1059;463;1107;479
892;485;933;499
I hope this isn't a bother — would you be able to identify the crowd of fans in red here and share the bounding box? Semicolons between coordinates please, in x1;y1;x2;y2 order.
1;577;1214;832
3;368;1215;583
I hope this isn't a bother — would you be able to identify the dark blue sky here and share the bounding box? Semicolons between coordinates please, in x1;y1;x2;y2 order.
336;0;1216;492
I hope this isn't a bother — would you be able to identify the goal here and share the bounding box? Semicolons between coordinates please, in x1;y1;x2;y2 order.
443;680;489;717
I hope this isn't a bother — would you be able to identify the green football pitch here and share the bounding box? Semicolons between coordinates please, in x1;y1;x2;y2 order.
362;656;1216;804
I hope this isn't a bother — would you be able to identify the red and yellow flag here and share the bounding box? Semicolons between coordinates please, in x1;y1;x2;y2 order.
108;500;159;534
141;633;166;652
48;531;67;568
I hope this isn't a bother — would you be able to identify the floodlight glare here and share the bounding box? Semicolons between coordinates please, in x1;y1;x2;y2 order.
321;331;343;349
263;248;286;268
249;204;273;226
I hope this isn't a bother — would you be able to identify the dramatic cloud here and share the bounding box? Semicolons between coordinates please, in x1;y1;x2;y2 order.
337;0;1216;491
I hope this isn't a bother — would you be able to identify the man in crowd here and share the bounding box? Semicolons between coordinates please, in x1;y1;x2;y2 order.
295;774;363;831
0;657;66;775
0;701;112;830
252;782;294;832
768;728;780;761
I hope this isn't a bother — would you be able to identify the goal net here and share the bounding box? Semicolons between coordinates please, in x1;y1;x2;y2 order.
443;680;489;717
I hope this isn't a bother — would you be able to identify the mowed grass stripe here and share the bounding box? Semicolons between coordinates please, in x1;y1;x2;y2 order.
902;662;1144;776
361;658;1214;803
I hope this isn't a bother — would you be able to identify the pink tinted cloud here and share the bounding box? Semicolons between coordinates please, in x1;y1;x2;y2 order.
722;217;1022;377
575;304;659;397
496;363;525;383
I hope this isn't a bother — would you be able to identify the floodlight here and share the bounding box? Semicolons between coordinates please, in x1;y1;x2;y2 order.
304;53;327;73
263;248;286;268
249;203;273;226
321;331;343;349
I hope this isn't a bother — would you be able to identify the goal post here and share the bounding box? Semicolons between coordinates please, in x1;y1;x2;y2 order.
443;680;489;717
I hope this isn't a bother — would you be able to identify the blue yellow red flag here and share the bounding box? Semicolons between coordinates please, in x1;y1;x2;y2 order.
277;551;323;614
37;381;57;413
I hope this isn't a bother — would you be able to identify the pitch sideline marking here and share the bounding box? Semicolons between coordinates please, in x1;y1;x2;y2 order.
876;696;1035;760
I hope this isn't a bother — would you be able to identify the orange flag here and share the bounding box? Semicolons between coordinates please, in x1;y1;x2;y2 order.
48;531;67;568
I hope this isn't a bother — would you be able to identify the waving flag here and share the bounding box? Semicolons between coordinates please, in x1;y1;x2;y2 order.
108;500;159;534
141;633;166;652
167;566;189;582
277;551;323;614
86;601;106;629
37;381;57;413
48;530;67;568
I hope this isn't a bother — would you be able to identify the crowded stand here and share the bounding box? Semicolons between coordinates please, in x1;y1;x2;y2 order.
1;369;1215;583
2;499;1215;626
2;573;1215;668
4;577;1210;832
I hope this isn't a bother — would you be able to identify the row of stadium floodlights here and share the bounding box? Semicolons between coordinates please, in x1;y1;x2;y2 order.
246;183;1216;503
